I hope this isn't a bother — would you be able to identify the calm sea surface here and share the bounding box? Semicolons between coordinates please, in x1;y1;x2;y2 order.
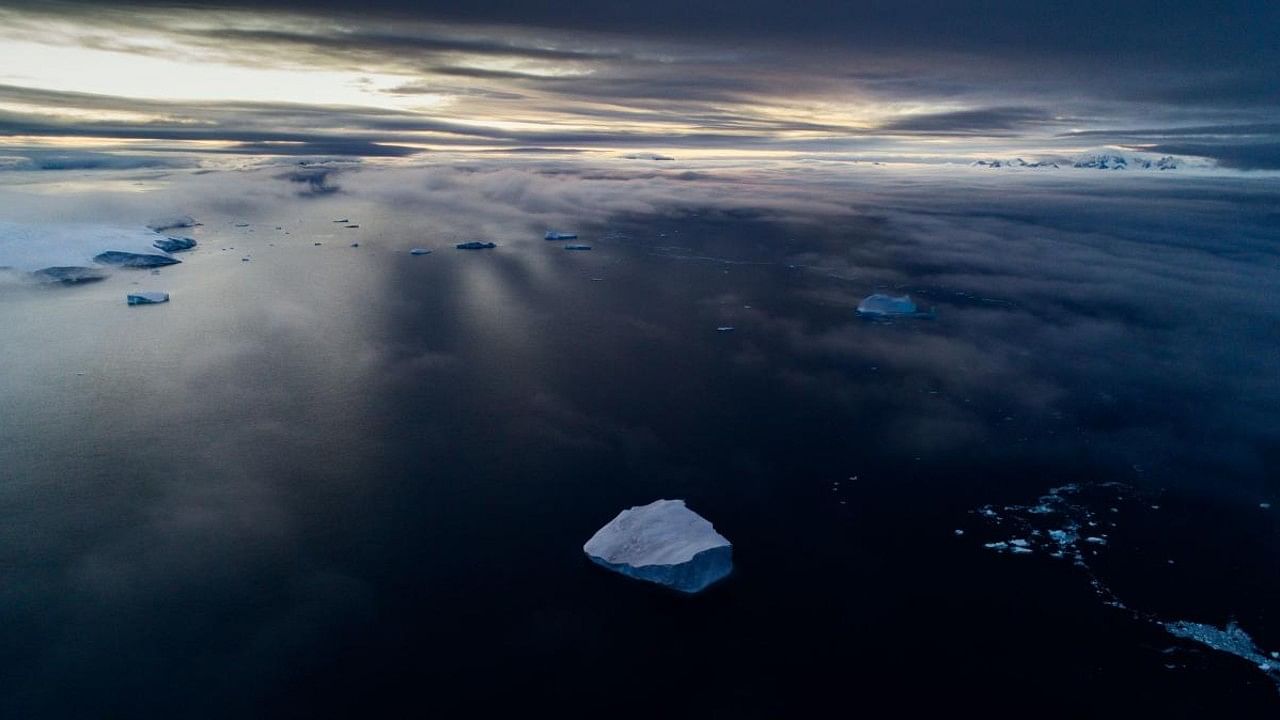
2;166;1278;716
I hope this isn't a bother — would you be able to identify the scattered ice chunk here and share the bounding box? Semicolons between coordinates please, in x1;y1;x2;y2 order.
1085;536;1108;545
409;248;431;255
146;215;197;232
716;326;735;332
345;224;359;229
234;223;250;228
127;291;169;305
152;236;197;253
856;293;917;317
545;231;578;240
583;499;732;593
456;241;496;250
332;218;349;223
954;529;965;536
564;244;592;251
1261;503;1272;509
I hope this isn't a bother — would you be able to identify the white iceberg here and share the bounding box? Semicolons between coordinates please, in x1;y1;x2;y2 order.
545;231;578;240
409;248;431;255
856;293;917;316
127;291;169;305
583;499;732;593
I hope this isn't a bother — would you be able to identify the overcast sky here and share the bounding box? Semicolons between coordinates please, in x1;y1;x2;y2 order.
1;0;1277;166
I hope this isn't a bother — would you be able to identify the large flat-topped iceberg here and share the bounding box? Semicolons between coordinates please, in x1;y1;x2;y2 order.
583;499;732;593
0;221;177;274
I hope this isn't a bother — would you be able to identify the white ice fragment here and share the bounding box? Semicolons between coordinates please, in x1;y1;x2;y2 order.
127;291;169;305
409;248;431;255
583;499;732;593
856;294;917;317
716;326;735;332
545;230;578;240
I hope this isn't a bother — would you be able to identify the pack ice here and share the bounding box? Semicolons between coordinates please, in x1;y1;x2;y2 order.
583;499;733;593
0;221;179;276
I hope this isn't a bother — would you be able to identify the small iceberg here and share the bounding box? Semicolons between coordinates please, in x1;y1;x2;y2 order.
856;293;919;317
545;231;578;240
152;236;197;253
409;248;431;255
94;251;181;268
127;291;169;305
456;241;496;250
564;244;592;251
32;266;107;284
716;326;735;332
583;499;733;593
146;215;197;232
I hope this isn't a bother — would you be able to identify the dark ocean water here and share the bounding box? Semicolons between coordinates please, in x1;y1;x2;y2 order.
1;165;1278;717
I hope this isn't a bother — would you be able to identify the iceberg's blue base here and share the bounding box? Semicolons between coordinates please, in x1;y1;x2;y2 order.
587;545;733;594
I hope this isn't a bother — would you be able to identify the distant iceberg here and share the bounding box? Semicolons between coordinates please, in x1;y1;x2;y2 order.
127;291;169;305
545;231;578;240
32;266;107;284
583;499;733;593
456;241;496;250
409;248;431;255
94;251;180;268
856;293;918;316
146;215;197;232
564;244;591;251
152;236;197;253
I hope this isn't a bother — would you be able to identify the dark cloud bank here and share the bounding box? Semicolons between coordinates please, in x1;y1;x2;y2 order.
1;1;1277;166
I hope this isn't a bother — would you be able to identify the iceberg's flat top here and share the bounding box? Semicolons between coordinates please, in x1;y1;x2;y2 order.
856;293;917;316
584;499;730;567
0;221;172;273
